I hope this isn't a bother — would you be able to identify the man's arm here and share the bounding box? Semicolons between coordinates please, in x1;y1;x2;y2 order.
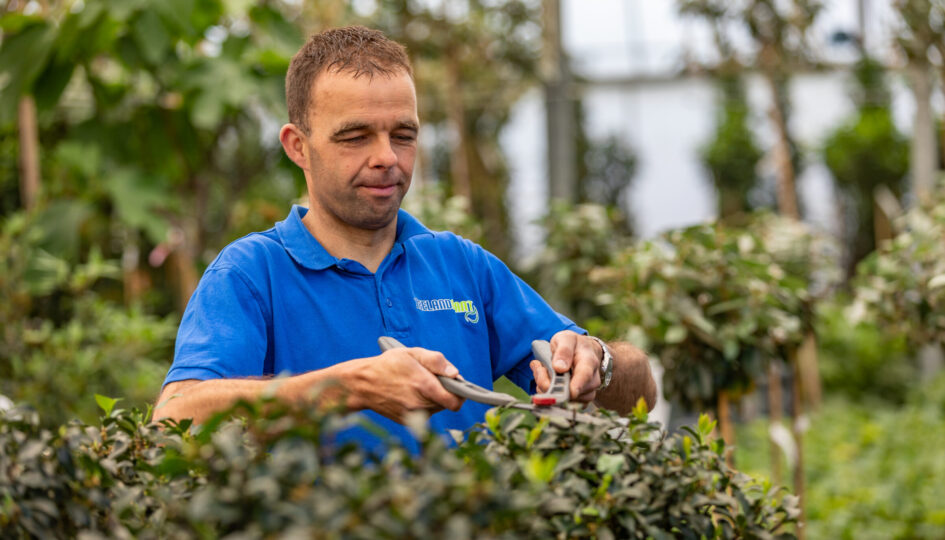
593;341;657;415
154;348;465;425
531;330;657;416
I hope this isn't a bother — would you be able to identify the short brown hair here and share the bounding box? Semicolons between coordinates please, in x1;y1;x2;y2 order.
286;26;413;133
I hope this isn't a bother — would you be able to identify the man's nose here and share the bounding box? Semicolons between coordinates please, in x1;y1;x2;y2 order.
368;135;398;169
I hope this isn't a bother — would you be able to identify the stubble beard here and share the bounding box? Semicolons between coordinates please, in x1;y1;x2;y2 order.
316;174;409;232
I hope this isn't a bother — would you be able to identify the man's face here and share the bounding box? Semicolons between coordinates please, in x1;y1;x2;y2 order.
301;69;419;231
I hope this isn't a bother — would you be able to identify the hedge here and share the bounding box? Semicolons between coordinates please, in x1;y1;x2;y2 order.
1;397;798;539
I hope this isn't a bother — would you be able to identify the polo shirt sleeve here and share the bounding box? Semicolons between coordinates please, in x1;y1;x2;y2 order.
163;265;270;387
472;245;584;392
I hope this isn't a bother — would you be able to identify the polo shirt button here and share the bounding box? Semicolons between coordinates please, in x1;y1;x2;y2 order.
386;298;392;307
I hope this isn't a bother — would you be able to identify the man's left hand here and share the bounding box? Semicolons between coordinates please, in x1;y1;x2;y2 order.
529;330;603;403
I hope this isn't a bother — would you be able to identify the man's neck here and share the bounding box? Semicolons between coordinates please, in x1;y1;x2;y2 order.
301;207;397;274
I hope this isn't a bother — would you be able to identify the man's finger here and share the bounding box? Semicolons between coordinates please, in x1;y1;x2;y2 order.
417;375;464;411
570;350;601;398
411;349;464;411
570;367;601;400
572;388;597;403
550;331;578;372
412;348;460;378
530;359;551;392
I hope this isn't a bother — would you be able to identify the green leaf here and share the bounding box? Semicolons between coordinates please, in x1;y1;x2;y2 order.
23;249;70;295
95;394;120;416
0;20;57;125
664;325;688;344
521;452;558;485
928;274;945;290
526;417;548;449
632;397;649;422
131;9;171;65
102;168;171;243
697;413;716;441
596;454;625;476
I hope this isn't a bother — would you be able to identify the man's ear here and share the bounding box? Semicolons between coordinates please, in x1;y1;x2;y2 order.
279;123;309;170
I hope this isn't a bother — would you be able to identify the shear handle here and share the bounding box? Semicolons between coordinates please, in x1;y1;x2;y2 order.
377;336;518;406
530;340;570;406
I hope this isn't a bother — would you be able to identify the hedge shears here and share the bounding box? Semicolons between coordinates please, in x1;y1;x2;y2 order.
377;336;609;426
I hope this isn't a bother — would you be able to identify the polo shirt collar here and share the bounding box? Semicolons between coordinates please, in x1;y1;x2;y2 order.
276;205;433;271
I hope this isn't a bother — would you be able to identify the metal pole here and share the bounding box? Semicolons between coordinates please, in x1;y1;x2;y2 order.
543;0;576;203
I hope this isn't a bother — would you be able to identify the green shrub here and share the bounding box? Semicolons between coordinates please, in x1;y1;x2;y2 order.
822;57;910;276
850;187;945;348
592;213;838;411
0;398;798;538
0;211;176;426
815;298;914;404
736;374;945;540
527;201;631;321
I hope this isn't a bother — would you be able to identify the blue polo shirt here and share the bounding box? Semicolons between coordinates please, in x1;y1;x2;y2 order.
165;205;581;453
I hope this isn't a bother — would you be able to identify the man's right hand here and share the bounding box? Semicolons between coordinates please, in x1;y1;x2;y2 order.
153;347;465;426
346;347;465;423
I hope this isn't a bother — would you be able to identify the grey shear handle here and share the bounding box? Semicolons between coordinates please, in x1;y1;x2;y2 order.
530;340;570;405
377;336;519;406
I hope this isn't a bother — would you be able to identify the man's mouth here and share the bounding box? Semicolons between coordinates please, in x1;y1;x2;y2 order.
360;184;397;196
358;180;401;197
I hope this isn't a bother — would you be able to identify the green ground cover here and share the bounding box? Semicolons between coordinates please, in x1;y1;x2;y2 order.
735;373;945;540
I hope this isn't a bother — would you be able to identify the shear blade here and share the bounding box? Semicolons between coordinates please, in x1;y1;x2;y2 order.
503;403;613;426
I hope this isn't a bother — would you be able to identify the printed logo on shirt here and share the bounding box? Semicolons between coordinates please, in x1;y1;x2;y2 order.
414;297;480;324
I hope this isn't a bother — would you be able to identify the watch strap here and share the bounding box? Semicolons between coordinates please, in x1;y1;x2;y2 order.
588;336;614;391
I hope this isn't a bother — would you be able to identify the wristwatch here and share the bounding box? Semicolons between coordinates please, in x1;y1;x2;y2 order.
588;336;614;391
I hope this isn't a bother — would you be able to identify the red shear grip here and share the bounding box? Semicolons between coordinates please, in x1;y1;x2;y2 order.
531;396;558;406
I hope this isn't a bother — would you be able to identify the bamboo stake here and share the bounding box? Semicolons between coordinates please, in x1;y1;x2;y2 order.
717;390;736;468
791;351;807;540
797;332;821;409
767;361;783;485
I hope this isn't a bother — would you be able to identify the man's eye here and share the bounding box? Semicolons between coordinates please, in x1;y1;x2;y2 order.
394;134;416;143
342;136;366;143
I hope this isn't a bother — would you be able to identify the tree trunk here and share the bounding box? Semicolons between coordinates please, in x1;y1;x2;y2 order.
17;95;40;211
466;135;511;259
908;63;937;201
767;361;783;485
444;52;471;201
764;74;799;220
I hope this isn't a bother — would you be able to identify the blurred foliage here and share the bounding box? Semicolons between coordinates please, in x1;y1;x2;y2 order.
679;0;822;219
736;373;945;539
588;211;838;412
815;298;914;405
700;73;764;219
850;185;945;348
526;201;632;322
823;57;910;278
0;210;175;427
893;0;945;67
401;183;483;243
677;0;823;69
0;0;303;315
0;395;798;538
579;133;638;235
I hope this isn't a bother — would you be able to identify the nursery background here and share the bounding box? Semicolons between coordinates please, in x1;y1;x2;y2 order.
2;0;944;538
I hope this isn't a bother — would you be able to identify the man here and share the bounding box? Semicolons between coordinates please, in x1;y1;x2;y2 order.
155;26;656;453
